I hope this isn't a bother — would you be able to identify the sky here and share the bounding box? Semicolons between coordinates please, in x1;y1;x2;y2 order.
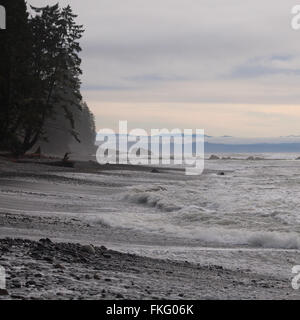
27;0;300;137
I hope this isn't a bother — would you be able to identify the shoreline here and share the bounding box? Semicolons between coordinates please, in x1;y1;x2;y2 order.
0;237;298;300
0;157;299;299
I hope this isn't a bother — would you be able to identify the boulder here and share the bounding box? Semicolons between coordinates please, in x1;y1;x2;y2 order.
0;289;8;296
81;244;95;255
209;155;220;160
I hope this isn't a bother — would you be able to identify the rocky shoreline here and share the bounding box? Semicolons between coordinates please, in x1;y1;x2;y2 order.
0;158;299;300
0;237;298;300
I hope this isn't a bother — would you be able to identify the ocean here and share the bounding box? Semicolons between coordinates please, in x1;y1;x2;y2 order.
54;153;300;251
1;154;300;280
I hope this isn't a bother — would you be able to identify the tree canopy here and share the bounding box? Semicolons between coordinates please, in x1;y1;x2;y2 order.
0;1;95;157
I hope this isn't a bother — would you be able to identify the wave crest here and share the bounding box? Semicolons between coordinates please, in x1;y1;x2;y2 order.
123;185;181;212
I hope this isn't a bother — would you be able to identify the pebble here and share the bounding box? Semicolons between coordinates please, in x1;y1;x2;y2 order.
12;280;22;288
39;238;53;245
34;273;43;278
0;289;9;296
26;280;36;286
81;245;95;255
43;256;53;263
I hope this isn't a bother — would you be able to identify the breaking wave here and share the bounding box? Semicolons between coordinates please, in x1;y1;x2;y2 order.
123;185;182;212
247;232;300;249
162;225;300;250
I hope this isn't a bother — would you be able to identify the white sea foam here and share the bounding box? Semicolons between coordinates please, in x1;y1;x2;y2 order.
122;184;181;212
2;155;300;253
98;157;300;251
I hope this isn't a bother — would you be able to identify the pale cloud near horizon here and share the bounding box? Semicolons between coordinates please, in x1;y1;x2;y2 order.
28;0;300;136
88;102;300;137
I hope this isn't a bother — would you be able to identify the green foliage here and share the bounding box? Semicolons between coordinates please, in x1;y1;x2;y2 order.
0;0;33;153
0;1;91;156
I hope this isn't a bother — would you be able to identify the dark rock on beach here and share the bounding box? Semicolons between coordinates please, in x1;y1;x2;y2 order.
209;155;220;160
0;289;9;296
0;238;297;300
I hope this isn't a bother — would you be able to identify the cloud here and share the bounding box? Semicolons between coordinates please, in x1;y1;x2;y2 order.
27;0;300;136
86;101;300;137
230;55;300;78
81;85;137;91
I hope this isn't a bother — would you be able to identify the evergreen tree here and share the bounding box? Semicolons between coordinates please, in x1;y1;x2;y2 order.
21;4;84;154
0;3;85;155
0;0;33;152
0;2;95;157
69;102;96;156
40;101;96;157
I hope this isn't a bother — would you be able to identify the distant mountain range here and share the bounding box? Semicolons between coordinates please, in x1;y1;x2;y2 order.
204;142;300;153
204;136;300;153
96;134;300;153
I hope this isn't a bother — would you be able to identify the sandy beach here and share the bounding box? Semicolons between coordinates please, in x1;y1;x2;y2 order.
0;157;299;300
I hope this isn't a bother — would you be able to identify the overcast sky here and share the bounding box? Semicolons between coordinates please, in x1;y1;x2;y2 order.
28;0;300;137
